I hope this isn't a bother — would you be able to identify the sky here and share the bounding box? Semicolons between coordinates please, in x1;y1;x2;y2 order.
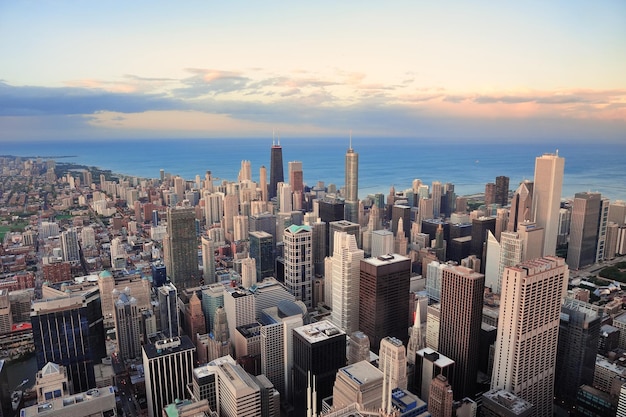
1;1;625;142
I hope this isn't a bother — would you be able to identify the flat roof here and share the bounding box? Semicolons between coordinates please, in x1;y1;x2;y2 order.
143;335;195;360
293;320;345;343
362;253;410;267
338;361;382;386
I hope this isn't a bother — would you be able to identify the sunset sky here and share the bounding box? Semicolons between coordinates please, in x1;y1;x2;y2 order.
1;1;625;142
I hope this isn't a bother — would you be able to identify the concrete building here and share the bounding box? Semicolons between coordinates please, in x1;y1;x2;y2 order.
143;336;196;417
428;375;453;417
491;257;568;417
359;254;411;353
164;205;199;289
329;232;364;335
344;142;359;224
332;360;383;411
532;152;564;256
438;265;484;400
567;192;610;269
283;225;313;308
415;348;455;404
482;389;533;417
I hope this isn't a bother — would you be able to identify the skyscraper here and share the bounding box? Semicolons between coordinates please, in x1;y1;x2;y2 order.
555;299;601;408
113;290;142;361
345;140;359;223
567;192;610;269
329;232;364;335
250;231;275;280
491;257;568;417
283;225;313;308
201;236;216;283
438;264;484;400
61;228;80;262
533;152;565;256
428;375;454;417
495;175;510;207
432;181;443;218
507;181;533;232
143;336;196;417
164;205;199;289
292;320;346;416
359;254;411;353
158;283;179;338
31;286;106;393
269;139;284;200
379;336;408;392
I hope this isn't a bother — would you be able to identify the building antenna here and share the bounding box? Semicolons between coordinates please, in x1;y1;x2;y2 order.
272;129;275;146
278;129;280;146
349;130;352;150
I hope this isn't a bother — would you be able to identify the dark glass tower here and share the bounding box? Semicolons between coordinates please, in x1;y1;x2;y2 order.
31;286;106;393
269;140;284;200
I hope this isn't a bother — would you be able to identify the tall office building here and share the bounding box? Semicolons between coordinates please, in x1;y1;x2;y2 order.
223;288;256;358
371;229;394;258
31;286;106;393
329;232;364;335
288;161;304;194
61;228;80;262
495;176;510;207
213;361;263;417
533;152;565;256
432;181;443;218
328;220;360;254
471;216;496;258
164;206;199;289
143;336;196;417
204;192;224;226
359;254;411;353
269;139;284;200
259;165;268;202
113;290;142;361
415;348;455;403
555;299;601;408
438;264;484;400
201;236;216;284
379;336;408;392
507;181;533;232
250;231;275;280
485;182;496;210
428;375;454;417
292;320;346;416
158;283;179;338
567;192;610;269
491;257;568;417
259;302;305;402
344;141;359;223
283;225;313;308
332;360;383;411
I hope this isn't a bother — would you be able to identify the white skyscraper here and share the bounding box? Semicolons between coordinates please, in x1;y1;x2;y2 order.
283;225;314;308
491;257;568;417
204;192;224;226
431;181;443;218
533;152;564;256
371;229;394;258
201;236;216;283
329;232;364;335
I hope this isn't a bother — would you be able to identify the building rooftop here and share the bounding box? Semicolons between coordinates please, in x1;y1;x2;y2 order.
338;360;382;387
143;335;195;360
286;224;311;234
483;389;533;415
20;386;116;417
294;320;345;344
417;348;454;367
362;253;410;267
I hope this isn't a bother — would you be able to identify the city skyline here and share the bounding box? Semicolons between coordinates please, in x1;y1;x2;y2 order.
1;1;625;142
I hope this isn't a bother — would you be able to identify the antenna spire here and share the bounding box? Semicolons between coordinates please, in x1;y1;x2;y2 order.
349;130;352;150
272;129;275;146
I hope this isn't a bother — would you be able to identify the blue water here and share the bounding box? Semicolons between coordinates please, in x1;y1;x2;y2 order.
2;138;625;201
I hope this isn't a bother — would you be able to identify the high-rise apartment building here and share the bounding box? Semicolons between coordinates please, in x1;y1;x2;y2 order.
204;192;224;226
344;142;359;224
283;225;313;308
31;286;106;393
329;232;364;335
61;228;80;262
269;140;284;200
370;229;394;258
201;236;216;284
485;182;496;210
164;206;199;289
432;181;443;218
533;152;564;256
288;160;304;194
359;254;411;353
495;176;510;207
438;264;484;400
143;336;196;417
491;257;568;417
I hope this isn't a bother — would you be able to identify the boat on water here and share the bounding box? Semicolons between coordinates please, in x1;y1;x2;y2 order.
12;390;23;411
